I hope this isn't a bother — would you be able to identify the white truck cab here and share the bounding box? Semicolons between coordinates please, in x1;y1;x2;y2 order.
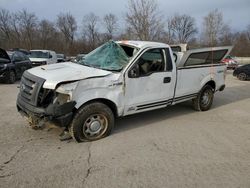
17;41;232;142
29;50;57;67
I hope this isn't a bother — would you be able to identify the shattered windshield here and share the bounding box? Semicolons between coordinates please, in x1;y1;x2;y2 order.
78;41;131;71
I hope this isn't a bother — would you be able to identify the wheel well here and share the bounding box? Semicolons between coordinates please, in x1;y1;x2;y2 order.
205;80;216;91
9;68;17;76
81;98;118;117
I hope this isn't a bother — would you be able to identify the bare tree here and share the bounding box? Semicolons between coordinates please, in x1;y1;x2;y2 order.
18;9;38;49
202;9;228;46
39;19;57;49
9;13;22;47
125;0;164;41
168;14;197;43
56;13;77;48
103;13;118;40
219;24;235;45
82;12;100;50
246;24;250;41
231;32;250;57
0;9;12;43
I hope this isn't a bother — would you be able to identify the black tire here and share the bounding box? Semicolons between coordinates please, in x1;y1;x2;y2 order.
237;72;247;81
192;85;214;111
6;71;16;84
70;102;114;142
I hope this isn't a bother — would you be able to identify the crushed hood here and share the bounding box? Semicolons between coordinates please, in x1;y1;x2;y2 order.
27;62;112;89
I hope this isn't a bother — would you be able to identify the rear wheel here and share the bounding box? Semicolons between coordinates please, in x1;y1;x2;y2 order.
6;71;16;84
192;85;214;111
70;102;114;142
238;72;247;81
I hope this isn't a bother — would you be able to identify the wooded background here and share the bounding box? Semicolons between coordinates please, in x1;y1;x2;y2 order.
0;0;249;56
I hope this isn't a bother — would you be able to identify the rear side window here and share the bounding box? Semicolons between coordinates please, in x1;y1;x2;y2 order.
17;52;27;61
136;48;165;76
185;49;228;66
171;46;181;52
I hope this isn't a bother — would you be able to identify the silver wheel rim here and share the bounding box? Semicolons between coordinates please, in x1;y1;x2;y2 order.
201;90;212;106
83;114;108;139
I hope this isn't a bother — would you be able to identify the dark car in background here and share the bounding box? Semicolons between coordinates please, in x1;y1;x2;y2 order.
233;64;250;81
9;48;30;56
0;48;32;84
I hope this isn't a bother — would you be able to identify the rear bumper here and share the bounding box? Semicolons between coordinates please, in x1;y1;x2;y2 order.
17;94;76;127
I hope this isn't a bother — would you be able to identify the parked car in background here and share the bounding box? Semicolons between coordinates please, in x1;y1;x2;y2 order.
29;50;57;67
57;53;66;63
221;55;238;70
68;56;76;62
74;53;86;62
0;48;32;84
9;48;30;56
233;64;250;81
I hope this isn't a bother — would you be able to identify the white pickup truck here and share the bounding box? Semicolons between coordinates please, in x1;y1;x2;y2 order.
17;41;231;142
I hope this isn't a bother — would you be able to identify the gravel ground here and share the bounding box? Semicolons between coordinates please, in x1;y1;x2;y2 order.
0;71;250;188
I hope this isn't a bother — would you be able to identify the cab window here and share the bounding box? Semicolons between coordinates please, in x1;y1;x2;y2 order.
136;49;165;76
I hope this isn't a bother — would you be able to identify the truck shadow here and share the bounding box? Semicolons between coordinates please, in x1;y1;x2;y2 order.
114;82;250;135
114;102;195;134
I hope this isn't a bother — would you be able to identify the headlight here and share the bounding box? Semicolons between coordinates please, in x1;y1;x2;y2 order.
1;64;8;69
53;93;70;105
56;82;78;95
55;81;79;101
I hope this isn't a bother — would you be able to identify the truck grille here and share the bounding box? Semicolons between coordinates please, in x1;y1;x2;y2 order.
19;71;45;106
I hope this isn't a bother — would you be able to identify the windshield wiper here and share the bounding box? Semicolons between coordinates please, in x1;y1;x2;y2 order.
99;68;122;72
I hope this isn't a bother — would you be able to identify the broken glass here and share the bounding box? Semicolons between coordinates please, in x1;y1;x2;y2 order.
78;41;130;71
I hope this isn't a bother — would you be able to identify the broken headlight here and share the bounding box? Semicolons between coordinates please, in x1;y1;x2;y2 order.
54;81;79;104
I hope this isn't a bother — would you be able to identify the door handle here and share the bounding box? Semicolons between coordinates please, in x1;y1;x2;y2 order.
163;77;171;83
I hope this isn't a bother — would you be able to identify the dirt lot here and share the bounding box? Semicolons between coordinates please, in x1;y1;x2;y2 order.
0;71;250;188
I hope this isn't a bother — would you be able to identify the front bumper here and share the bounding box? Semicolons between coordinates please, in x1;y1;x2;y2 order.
31;61;47;67
17;94;76;127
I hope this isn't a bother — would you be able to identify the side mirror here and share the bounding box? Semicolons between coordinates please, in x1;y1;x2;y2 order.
128;64;140;78
49;54;52;58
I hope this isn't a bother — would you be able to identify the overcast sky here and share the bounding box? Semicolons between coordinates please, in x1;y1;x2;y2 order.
0;0;250;32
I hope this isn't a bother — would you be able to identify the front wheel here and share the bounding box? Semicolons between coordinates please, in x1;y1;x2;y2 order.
192;85;214;111
238;73;247;81
70;102;114;142
6;71;16;84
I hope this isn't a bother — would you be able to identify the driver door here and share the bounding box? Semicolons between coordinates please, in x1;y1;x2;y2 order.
124;48;176;115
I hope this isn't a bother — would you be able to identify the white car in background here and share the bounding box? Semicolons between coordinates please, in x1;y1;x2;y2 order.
29;50;57;67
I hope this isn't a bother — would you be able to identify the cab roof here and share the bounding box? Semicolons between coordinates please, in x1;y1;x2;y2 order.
117;40;169;49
